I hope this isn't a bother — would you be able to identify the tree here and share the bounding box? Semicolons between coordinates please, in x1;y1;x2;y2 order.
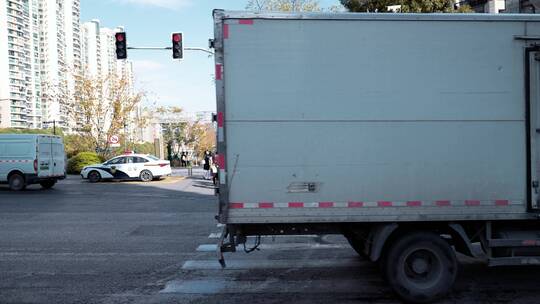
157;106;187;160
64;134;94;159
155;106;216;163
340;0;473;13
193;123;216;158
182;121;216;159
71;73;144;158
246;0;321;12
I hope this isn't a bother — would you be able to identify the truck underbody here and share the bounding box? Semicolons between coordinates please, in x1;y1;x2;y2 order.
217;219;540;302
220;219;540;265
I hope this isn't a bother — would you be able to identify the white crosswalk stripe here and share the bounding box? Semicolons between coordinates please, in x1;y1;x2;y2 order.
181;258;367;270
160;277;383;294
196;243;349;252
208;232;319;239
160;225;369;298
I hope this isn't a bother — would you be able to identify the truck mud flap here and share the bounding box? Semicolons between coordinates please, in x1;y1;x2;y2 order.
217;225;236;268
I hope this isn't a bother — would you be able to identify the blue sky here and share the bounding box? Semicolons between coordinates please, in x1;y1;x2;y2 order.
81;0;341;113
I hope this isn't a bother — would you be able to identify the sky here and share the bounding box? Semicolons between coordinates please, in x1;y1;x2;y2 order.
81;0;341;113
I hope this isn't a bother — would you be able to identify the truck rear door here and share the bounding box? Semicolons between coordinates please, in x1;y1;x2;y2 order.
37;136;53;178
529;47;540;210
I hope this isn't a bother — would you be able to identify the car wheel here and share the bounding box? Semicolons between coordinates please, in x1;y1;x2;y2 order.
139;170;153;182
8;173;26;191
383;231;458;303
40;180;56;189
88;171;101;183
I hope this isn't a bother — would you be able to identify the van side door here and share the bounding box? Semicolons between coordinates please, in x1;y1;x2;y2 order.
51;138;65;177
37;136;53;178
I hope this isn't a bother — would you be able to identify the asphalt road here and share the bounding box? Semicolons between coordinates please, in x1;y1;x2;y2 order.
1;172;539;304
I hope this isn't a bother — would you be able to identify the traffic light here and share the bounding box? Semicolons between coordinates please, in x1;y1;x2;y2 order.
172;32;183;59
115;32;127;60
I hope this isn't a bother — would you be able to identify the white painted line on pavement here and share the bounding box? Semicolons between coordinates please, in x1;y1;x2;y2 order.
0;252;181;257
197;243;349;252
207;233;319;239
181;258;368;270
160;278;383;294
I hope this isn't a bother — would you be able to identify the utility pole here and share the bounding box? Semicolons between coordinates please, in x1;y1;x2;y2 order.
124;121;128;152
43;120;63;135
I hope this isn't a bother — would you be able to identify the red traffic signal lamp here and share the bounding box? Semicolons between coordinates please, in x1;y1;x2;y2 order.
115;32;127;60
172;32;183;59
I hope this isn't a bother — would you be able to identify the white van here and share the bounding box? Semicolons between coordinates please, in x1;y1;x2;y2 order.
0;134;66;190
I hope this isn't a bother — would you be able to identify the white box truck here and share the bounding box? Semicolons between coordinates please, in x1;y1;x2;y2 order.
0;134;66;190
211;11;540;302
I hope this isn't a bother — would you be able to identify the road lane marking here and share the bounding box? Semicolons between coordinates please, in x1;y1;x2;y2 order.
160;278;384;294
0;252;183;257
181;258;369;270
207;233;319;239
197;243;349;252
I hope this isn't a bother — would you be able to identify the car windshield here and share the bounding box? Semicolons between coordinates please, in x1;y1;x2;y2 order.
146;155;159;161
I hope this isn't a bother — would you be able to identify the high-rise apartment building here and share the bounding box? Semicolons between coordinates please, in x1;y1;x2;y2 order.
1;1;135;131
82;20;134;82
0;0;41;128
39;0;81;130
0;0;81;129
81;19;100;77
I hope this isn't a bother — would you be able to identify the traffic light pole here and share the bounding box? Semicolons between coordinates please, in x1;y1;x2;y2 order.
126;46;214;55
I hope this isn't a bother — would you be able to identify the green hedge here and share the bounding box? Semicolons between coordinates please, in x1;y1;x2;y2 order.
67;152;102;174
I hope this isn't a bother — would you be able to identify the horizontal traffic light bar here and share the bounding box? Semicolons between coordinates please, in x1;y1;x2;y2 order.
125;46;214;55
114;31;213;59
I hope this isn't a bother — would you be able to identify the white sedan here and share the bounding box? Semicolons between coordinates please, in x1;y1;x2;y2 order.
81;154;171;183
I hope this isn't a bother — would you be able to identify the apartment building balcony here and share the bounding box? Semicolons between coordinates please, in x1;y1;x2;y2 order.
7;11;24;19
10;96;26;104
10;108;27;115
7;3;24;14
10;119;28;127
9;74;25;82
10;121;28;128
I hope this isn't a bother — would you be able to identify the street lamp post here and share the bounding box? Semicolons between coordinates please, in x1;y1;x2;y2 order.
43;120;64;135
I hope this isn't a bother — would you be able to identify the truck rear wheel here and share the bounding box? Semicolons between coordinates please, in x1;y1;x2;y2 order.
383;232;457;303
8;173;26;191
40;180;56;189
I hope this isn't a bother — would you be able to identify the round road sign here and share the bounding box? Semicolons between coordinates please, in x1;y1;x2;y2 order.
109;135;120;144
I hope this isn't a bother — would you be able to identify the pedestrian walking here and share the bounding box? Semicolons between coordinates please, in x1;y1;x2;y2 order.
181;153;187;167
203;151;211;180
211;162;218;185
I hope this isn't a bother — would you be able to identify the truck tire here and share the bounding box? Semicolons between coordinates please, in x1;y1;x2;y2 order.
383;232;457;303
40;180;56;189
8;173;26;191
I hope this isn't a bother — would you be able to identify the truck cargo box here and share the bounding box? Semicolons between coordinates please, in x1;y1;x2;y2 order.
212;11;540;224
